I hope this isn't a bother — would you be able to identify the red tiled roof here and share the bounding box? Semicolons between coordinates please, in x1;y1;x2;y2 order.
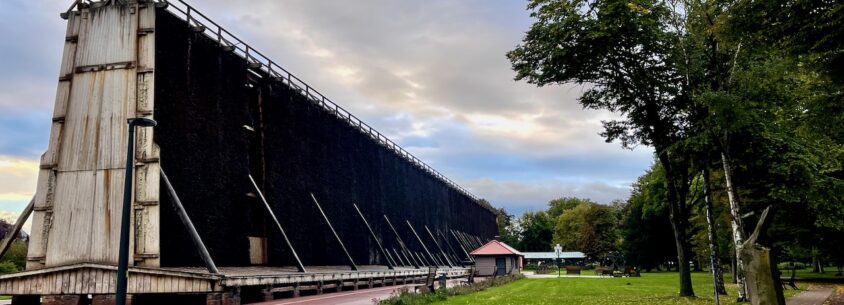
470;240;523;256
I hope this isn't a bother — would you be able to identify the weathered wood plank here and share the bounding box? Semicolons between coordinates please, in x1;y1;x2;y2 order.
46;171;95;266
53;81;71;120
74;5;138;67
90;169;126;263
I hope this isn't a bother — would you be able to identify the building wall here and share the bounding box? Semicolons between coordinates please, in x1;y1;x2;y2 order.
474;256;521;276
154;8;497;267
26;2;160;270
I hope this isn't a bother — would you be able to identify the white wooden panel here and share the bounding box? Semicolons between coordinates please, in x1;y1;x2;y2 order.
135;162;159;202
40;122;63;167
46;171;96;266
58;72;102;172
75;5;137;67
136;72;154;114
90;169;126;264
58;70;135;171
59;42;77;78
95;70;135;170
26;209;48;269
33;169;56;209
52;81;71;120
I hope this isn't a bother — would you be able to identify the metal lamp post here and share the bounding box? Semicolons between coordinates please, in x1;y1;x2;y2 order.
554;244;562;278
117;118;157;305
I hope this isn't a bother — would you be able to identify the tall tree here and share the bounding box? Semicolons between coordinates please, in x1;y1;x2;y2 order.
621;164;678;272
518;211;555;251
508;0;697;295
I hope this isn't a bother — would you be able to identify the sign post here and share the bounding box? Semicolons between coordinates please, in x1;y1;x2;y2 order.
554;244;562;278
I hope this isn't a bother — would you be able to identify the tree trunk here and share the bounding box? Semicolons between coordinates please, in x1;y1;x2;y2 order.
721;152;748;301
703;169;728;295
731;256;738;283
658;151;695;297
740;207;786;305
812;249;820;272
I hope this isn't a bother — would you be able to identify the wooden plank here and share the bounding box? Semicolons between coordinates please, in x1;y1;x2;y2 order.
74;4;138;67
45;171;95;266
59;40;78;77
90;169;125;263
0;199;33;258
80;268;90;293
53;81;71;120
95;70;136;170
70;270;79;294
40;122;63;168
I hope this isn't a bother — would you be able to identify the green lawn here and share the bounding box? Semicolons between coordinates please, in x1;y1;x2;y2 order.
433;272;804;305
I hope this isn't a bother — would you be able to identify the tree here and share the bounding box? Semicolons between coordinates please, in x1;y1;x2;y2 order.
548;197;595;219
553;201;619;260
620;164;677;272
494;207;520;247
518;211;555;252
508;0;698;296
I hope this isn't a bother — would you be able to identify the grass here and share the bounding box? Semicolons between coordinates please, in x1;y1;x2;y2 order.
431;272;805;305
380;275;525;305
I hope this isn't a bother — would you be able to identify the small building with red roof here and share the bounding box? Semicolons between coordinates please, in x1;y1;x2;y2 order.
470;239;524;276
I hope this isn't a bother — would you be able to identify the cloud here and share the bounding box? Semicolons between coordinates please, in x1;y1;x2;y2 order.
0;0;656;216
465;178;632;214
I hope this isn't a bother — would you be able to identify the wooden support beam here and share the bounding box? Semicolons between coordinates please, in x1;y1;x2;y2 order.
383;215;420;268
391;248;407;266
406;221;439;266
309;194;357;271
352;204;393;269
424;225;453;267
450;230;474;263
0;198;33;259
248;175;306;273
437;229;463;267
160;168;219;274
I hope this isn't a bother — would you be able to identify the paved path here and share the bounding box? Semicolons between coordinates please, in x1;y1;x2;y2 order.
786;286;835;305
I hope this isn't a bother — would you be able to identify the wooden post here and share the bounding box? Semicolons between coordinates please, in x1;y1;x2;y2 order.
352;204;393;269
383;215;420;268
0;198;33;259
406;221;440;266
310;194;357;271
424;225;453;267
248;175;306;273
160;168;219;274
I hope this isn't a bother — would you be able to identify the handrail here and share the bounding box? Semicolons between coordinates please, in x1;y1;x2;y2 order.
60;0;493;212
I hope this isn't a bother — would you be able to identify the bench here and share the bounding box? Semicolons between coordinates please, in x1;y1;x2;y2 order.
414;267;438;293
595;268;614;277
780;267;798;290
565;266;581;275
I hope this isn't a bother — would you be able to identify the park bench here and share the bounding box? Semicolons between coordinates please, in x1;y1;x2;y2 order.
780;267;798;290
414;267;438;293
565;266;581;275
595;268;614;277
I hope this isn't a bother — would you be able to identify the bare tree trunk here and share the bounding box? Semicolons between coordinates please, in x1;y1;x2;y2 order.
658;152;695;297
722;152;748;301
703;169;728;295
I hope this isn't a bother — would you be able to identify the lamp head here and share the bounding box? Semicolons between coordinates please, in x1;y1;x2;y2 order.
128;118;157;127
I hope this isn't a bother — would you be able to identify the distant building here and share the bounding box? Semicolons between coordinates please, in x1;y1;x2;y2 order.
523;251;587;266
470;240;524;276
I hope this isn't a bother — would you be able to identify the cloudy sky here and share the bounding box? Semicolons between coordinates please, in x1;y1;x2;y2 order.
0;0;653;224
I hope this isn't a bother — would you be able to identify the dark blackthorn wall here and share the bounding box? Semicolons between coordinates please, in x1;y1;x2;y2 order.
154;9;497;267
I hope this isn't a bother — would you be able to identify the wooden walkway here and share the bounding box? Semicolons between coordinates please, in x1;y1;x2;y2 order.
786;286;835;305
